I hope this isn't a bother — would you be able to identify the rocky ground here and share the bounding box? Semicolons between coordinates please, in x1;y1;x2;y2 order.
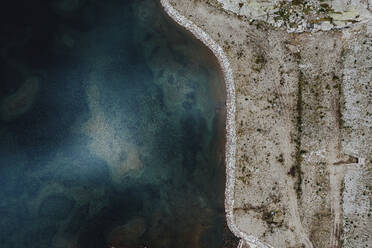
162;0;371;247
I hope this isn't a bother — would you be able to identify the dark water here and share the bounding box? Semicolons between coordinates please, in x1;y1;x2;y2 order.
0;0;236;247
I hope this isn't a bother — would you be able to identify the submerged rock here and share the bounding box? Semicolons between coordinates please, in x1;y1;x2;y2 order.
38;194;75;220
52;0;81;15
0;77;40;122
107;217;147;247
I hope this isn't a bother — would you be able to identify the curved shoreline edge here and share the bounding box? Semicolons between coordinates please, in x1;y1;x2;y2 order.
159;1;272;247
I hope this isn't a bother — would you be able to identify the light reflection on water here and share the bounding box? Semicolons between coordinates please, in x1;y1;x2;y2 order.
0;0;234;247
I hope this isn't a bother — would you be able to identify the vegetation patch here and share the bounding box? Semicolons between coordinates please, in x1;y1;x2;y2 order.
294;71;304;199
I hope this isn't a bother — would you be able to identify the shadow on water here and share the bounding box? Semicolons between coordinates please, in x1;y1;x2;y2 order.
0;0;238;247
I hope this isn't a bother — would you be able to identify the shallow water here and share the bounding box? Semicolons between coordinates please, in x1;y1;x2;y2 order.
0;0;235;247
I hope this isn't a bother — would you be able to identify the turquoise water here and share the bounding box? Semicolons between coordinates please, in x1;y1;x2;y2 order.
0;0;235;247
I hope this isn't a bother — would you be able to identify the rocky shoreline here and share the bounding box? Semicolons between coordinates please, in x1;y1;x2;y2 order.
159;1;273;247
